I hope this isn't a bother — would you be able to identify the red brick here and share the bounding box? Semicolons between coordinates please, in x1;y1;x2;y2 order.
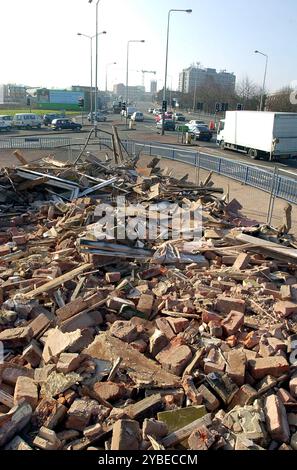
130;338;147;353
221;311;244;336
274;301;297;318
277;388;296;405
137;294;154;318
14;376;38;410
188;426;216;450
12;235;27;245
228;384;257;410
56;353;82;373
264;394;290;443
92;382;125;402
232;253;250;270
204;349;225;374
248;357;289;380
111;419;141;450
142;418;168;439
216;296;245;314
226;350;246;386
156;344;192;376
166;317;189;334
155;317;175;340
149;329;169;357
105;272;121;283
202;310;223;324
197;384;220;411
110;321;138;343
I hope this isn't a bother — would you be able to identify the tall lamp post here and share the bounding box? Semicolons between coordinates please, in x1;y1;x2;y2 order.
77;31;106;121
89;0;105;130
126;39;145;128
162;8;192;136
105;62;117;92
255;50;268;111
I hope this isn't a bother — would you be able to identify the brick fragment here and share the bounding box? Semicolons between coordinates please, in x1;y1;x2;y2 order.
92;382;125;402
197;384;220;411
166;317;189;334
142;418;168;440
226;350;246;386
110;321;138;343
111;419;141;450
216;296;245;314
22;340;43;368
264;394;290;443
222;311;244;336
274;301;297;318
137;294;154;318
289;375;297;398
232;253;250;270
249;357;289;380
14;376;38;410
56;353;82;373
149;329;169;357
155;317;175;340
228;384;257;410
105;272;121;283
156;344;192;376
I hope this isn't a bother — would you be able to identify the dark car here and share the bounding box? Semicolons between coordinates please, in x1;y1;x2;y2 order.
156;119;176;131
43;113;65;126
51;118;82;131
173;112;186;122
189;124;212;141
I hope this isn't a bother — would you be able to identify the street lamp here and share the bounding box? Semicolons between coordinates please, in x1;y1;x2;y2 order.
77;31;106;121
162;9;192;135
255;50;268;111
89;0;104;129
105;62;117;92
126;39;145;127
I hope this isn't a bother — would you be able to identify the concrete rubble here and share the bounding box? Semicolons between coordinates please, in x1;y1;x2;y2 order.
0;146;297;451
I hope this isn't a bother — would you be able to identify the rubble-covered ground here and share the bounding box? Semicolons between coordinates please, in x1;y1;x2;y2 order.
0;146;297;451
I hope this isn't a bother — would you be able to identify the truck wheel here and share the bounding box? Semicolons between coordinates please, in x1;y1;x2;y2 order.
248;148;259;160
220;140;225;150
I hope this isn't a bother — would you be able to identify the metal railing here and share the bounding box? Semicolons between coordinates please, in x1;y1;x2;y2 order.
0;137;72;149
132;142;297;205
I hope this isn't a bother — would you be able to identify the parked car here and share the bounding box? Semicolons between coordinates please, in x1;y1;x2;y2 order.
188;124;212;141
131;111;144;122
148;108;154;113
87;112;107;122
189;120;206;126
0;115;13;131
153;108;162;115
51;118;82;131
12;113;42;129
43;113;65;126
156;119;176;131
173;112;186;122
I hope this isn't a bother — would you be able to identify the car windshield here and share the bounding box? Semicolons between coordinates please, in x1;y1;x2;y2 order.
196;126;209;131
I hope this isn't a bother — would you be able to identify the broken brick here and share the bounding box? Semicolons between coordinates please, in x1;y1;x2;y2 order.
110;321;138;343
111;419;141;450
222;311;244;336
249;357;289;380
216;296;245;314
14;376;38;410
274;301;297;318
156;344;192;376
264;394;290;443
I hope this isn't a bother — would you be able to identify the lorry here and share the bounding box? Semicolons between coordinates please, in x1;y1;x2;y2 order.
217;111;297;160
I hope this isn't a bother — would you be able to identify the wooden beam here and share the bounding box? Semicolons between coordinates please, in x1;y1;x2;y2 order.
23;263;93;299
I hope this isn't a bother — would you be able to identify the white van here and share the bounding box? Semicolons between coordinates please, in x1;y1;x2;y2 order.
12;113;42;129
0;115;13;131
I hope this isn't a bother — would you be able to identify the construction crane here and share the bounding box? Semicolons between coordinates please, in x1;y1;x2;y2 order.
138;70;157;87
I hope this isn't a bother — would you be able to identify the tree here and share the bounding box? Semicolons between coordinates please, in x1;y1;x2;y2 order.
236;76;262;110
266;86;297;112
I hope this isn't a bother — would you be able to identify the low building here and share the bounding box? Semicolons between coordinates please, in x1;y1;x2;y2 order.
0;84;27;106
113;84;146;103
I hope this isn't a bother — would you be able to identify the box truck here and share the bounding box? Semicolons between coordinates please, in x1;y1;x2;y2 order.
217;111;297;160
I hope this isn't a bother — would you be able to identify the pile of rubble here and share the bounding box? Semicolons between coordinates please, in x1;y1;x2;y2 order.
0;148;297;451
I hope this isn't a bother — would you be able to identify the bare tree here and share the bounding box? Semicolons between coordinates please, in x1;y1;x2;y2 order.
266;86;297;112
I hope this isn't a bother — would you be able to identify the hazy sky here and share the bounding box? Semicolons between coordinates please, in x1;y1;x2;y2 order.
1;0;296;92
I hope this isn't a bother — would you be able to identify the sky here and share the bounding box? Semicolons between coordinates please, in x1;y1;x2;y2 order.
0;0;296;93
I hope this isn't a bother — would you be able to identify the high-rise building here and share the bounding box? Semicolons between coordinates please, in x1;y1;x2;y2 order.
150;80;157;94
178;65;236;94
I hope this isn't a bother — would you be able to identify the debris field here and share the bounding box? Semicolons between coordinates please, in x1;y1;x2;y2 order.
0;143;297;451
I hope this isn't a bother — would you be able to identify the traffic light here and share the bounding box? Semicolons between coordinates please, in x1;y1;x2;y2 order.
237;103;243;111
78;97;85;108
221;103;229;112
121;102;126;111
197;102;204;111
26;97;31;107
162;100;167;112
215;103;220;113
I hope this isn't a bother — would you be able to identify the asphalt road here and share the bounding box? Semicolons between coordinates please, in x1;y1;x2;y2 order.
1;109;297;178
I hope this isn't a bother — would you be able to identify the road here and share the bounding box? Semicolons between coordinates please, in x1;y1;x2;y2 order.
1;107;297;178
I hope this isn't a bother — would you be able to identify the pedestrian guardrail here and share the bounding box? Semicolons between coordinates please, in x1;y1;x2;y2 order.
0;137;72;150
